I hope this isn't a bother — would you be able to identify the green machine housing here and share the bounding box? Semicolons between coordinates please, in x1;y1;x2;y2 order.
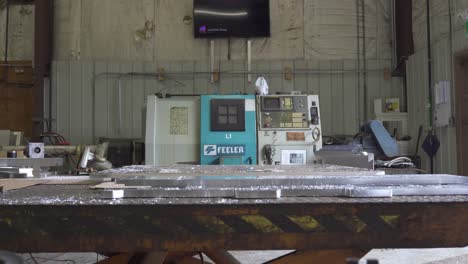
200;95;257;165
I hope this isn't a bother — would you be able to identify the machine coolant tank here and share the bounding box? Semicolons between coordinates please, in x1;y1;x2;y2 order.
200;95;257;165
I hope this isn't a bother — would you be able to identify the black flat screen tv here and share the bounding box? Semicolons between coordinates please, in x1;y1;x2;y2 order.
194;0;270;38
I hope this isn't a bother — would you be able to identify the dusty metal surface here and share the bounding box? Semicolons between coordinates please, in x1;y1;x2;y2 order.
93;164;385;179
92;166;468;200
98;174;468;199
111;174;468;186
3;184;468;205
99;185;468;200
2;164;468;203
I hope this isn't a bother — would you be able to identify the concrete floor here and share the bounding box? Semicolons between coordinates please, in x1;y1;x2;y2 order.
364;248;468;264
15;248;468;264
21;253;106;263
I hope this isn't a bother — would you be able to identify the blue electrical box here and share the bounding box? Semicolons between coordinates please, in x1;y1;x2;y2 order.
200;95;257;165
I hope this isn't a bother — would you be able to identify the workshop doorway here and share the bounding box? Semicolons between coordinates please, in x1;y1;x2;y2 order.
455;54;468;175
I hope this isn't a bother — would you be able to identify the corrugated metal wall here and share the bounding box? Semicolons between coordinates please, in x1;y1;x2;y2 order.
432;39;458;174
406;47;430;171
52;59;404;145
406;29;468;174
412;0;468;52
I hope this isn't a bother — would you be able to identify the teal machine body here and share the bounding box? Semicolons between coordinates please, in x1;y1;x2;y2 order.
200;95;257;165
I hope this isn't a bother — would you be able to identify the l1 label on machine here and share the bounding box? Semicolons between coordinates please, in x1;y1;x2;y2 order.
203;145;246;156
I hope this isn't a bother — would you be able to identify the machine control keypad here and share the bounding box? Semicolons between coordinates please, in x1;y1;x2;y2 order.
259;96;310;130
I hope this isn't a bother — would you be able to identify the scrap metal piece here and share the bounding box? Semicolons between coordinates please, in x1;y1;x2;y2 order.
99;184;468;200
0;158;63;177
0;158;63;167
235;189;281;199
0;168;33;178
91;182;150;190
100;188;237;199
115;174;468;189
392;186;468;196
346;188;393;198
99;188;284;200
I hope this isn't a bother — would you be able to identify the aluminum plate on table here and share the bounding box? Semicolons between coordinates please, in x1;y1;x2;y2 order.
96;173;468;200
92;164;385;179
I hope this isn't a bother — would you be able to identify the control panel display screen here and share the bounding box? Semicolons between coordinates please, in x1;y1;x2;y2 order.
262;98;281;111
259;96;310;130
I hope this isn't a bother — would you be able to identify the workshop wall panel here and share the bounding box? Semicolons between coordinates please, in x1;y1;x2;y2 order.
432;39;457;174
406;28;468;174
52;60;94;144
318;61;333;135
0;5;35;61
445;28;468;174
93;61;109;139
407;42;457;174
143;62;159;96
303;0;391;60
412;0;468;53
120;62;134;138
52;59;403;145
53;60;71;140
407;49;431;172
69;61;83;144
50;0;392;61
343;60;360;136
80;61;94;144
331;61;344;135
193;61;217;95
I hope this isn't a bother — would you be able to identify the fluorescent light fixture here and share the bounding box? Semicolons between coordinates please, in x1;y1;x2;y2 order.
194;9;248;16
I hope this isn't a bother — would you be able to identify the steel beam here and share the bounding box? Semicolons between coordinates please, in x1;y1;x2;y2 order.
2;202;468;252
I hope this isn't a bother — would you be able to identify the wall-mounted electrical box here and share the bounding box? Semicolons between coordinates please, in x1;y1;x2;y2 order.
257;94;323;165
200;95;257;165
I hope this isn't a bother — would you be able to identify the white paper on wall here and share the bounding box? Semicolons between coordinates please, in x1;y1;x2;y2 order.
435;81;452;127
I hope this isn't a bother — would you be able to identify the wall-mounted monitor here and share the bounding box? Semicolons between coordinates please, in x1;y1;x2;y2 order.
194;0;270;38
